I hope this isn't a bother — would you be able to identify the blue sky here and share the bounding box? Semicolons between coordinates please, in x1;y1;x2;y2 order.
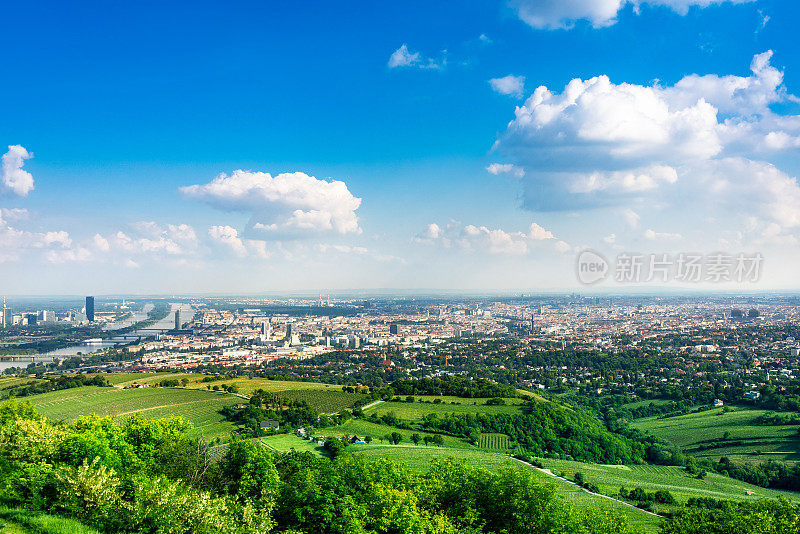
2;0;800;294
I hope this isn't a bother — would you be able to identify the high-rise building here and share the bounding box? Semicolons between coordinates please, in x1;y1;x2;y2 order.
174;309;181;330
85;296;95;322
389;324;399;335
286;323;292;340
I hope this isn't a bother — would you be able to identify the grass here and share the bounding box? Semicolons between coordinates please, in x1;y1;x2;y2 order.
261;433;325;456
351;445;660;533
0;507;100;534
632;406;800;463
363;399;523;419
26;386;240;442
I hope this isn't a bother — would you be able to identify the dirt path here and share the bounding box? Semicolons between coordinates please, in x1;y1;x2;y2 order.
360;400;384;411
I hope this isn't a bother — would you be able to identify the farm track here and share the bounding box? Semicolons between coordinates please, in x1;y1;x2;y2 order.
360;400;384;410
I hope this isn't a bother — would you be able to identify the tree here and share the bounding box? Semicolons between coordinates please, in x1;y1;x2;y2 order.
424;436;432;446
390;432;403;445
432;434;444;447
411;433;421;445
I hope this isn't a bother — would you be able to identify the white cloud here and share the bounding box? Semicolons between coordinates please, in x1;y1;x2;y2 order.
415;221;563;255
623;209;641;228
568;165;678;194
528;222;555;240
479;34;493;44
208;225;248;258
494;52;800;240
181;170;361;239
644;228;683;240
486;163;525;178
1;145;34;197
388;44;419;68
387;44;445;69
0;208;28;225
603;233;617;244
509;0;753;30
207;225;270;259
0;215;75;263
489;75;525;98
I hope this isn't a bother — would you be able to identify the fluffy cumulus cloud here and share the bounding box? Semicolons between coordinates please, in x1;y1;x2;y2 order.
1;145;34;197
388;44;446;70
181;170;362;240
0;217;74;263
415;221;566;255
494;51;800;245
509;0;753;30
489;75;525;98
486;163;525;178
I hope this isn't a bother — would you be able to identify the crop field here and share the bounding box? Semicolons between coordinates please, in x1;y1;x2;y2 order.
479;433;511;450
632;407;800;463
536;457;800;506
363;399;523;419
26;386;240;442
353;445;659;533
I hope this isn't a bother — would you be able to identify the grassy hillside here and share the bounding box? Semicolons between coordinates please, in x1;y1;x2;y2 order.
0;507;99;534
350;444;660;533
632;406;800;463
26;386;240;442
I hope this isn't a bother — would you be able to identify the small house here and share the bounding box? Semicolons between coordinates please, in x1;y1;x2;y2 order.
258;420;280;430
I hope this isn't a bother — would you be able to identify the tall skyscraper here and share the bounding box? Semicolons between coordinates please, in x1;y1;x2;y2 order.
85;296;95;322
174;309;181;330
285;323;292;340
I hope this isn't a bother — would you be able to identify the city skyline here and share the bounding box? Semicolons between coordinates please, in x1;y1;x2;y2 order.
2;1;800;293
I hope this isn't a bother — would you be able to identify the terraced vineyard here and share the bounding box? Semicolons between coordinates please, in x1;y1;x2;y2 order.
27;386;240;442
632;406;800;463
479;433;511;450
536;457;800;507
